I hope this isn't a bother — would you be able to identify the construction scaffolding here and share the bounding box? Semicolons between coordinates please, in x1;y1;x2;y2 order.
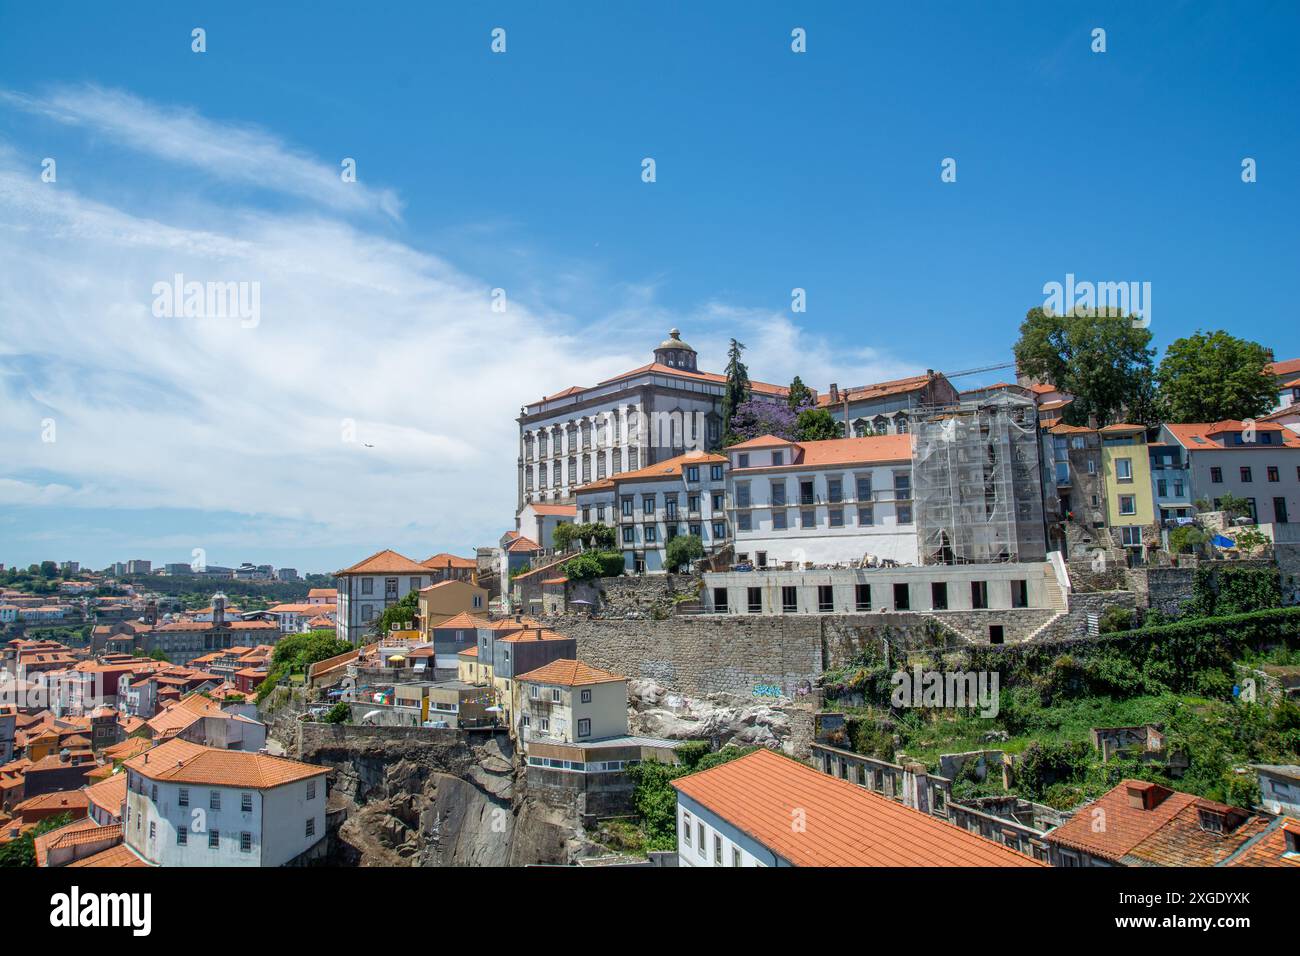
908;392;1048;565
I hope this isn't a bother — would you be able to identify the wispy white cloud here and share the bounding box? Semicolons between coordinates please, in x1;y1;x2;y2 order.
0;87;915;567
0;85;403;219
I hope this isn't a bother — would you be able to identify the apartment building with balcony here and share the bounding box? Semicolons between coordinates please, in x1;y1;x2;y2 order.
575;448;730;572
724;434;916;567
1148;441;1194;524
1161;420;1300;526
817;371;960;437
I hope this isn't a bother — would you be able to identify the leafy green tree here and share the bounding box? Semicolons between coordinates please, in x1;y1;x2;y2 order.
786;376;814;411
720;339;750;445
373;591;419;636
0;813;71;867
793;407;842;441
323;702;350;724
665;534;705;572
1168;524;1208;555
1013;307;1157;426
39;561;58;578
1157;330;1277;423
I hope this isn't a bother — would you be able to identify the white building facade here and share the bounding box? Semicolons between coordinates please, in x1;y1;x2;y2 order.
517;330;789;517
123;740;327;867
335;550;436;645
725;434;918;568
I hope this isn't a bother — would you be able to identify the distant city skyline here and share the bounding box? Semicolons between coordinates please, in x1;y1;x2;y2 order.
1;3;1296;570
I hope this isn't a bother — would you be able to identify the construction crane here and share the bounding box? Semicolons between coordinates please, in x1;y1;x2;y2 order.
940;361;1016;380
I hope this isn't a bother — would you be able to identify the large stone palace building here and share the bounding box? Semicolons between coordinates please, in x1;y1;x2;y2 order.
516;329;789;515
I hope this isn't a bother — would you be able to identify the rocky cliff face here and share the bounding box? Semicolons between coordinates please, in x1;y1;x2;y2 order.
293;724;601;866
627;679;814;757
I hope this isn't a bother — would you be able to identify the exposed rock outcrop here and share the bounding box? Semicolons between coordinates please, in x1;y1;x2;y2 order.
627;679;813;756
296;724;603;866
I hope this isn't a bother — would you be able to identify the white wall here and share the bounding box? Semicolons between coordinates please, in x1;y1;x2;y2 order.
675;793;776;867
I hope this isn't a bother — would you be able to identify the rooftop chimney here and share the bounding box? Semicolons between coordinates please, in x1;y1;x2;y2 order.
1125;781;1169;811
829;383;839;402
1087;414;1099;430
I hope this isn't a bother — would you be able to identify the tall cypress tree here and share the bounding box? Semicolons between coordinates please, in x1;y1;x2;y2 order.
721;338;750;445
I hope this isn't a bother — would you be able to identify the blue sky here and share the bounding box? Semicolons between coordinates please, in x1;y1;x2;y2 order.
1;2;1297;573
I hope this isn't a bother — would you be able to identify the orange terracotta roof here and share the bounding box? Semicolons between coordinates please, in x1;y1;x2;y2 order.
607;449;728;484
15;789;90;814
102;737;154;761
1099;423;1145;434
124;738;327;789
1049;423;1095;435
1228;817;1300;867
1166;421;1300;449
498;627;572;645
307;588;337;599
34;817;121;867
336;549;429;575
515;658;625;686
421;552;478;569
67;843;149;867
596;362;788;398
1267;358;1300;378
84;772;128;817
526;504;577;517
1121;799;1270;866
458;646;479;658
541;577;568;586
1047;781;1199;862
506;536;542;553
673;748;1043;867
815;373;935;407
731;434;911;470
432;612;489;629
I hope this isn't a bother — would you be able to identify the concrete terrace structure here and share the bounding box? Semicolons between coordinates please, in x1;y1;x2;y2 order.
725;433;915;567
671;748;1044;867
516;329;789;516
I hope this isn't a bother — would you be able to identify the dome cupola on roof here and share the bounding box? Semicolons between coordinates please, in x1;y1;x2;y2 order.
654;328;697;370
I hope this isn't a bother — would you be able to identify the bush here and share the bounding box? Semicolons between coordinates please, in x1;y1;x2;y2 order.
554;522;617;552
1097;605;1133;634
664;534;705;572
323;702;350;724
561;550;626;581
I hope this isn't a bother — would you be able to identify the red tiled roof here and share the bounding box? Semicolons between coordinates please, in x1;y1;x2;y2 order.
515;658;625;686
1166;421;1300;450
672;748;1043;867
730;434;911;470
67;843;148;867
815;374;934;407
603;449;728;484
421;553;477;569
506;536;542;553
525;504;577;517
596;362;788;397
1046;781;1198;862
124;738;326;789
1267;358;1300;378
1227;817;1300;867
336;549;429;575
